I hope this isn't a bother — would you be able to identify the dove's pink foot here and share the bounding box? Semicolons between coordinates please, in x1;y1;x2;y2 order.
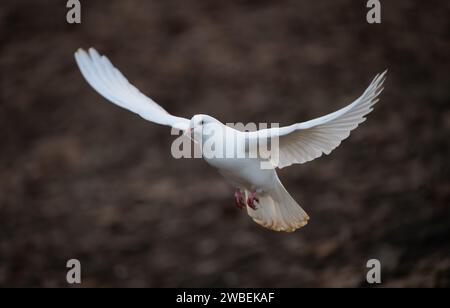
234;189;245;209
246;191;259;210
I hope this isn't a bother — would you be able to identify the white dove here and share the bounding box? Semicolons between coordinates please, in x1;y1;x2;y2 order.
75;48;386;232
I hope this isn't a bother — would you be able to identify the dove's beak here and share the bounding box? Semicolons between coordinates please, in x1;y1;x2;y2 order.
185;127;192;137
184;127;198;144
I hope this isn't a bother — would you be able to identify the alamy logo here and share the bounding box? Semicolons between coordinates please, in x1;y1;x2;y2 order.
366;0;381;24
66;0;81;24
170;122;280;169
66;259;81;284
366;259;382;284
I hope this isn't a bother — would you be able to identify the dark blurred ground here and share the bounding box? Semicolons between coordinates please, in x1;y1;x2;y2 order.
0;0;449;287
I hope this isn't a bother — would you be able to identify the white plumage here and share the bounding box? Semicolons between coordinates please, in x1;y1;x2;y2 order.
75;48;189;131
75;48;386;232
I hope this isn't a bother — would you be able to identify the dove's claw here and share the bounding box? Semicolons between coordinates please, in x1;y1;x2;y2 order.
247;191;259;210
246;197;258;210
234;189;245;209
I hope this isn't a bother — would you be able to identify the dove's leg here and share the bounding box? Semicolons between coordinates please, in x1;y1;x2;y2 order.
247;190;259;210
234;189;245;209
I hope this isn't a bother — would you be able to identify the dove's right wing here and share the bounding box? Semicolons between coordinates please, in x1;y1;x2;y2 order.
75;48;190;131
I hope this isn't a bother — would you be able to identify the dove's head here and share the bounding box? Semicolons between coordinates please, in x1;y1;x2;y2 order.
188;114;221;142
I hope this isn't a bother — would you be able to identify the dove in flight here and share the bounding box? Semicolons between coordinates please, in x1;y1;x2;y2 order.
75;48;386;232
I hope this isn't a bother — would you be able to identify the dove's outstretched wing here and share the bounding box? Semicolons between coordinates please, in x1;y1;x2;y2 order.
246;71;387;168
75;48;190;131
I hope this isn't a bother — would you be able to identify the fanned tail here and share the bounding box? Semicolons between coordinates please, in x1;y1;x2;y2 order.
245;178;309;232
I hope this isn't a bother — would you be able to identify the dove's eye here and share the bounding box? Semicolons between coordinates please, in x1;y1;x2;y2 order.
200;120;205;125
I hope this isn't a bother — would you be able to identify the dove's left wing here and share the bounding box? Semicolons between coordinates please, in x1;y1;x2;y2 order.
246;71;387;168
75;48;189;131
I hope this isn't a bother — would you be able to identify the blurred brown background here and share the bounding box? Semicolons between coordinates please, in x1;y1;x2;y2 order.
0;0;449;287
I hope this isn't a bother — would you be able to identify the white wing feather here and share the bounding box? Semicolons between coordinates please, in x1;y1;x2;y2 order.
74;48;189;131
246;71;387;168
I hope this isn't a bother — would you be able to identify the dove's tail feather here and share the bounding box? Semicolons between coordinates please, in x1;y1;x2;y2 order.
245;179;309;232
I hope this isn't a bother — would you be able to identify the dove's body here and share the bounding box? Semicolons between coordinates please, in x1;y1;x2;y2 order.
75;48;386;232
193;120;309;231
197;123;276;191
207;156;277;193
